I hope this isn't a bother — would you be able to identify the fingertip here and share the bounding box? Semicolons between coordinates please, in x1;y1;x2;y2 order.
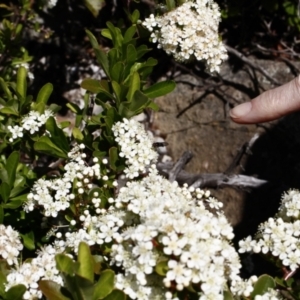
230;102;252;120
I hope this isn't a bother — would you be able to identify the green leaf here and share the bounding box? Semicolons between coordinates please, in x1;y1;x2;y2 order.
105;107;119;128
111;81;121;105
85;29;99;48
72;127;84;141
45;117;70;153
0;182;10;202
94;48;110;78
126;72;140;102
0;261;7;297
102;290;126;300
0;169;8;184
166;0;176;10
223;290;234;300
55;254;76;276
81;79;112;98
33;102;45;114
48;103;62;113
130;9;140;24
0;99;19;116
123;25;136;44
16;67;27;99
111;62;124;83
3;200;23;209
9;192;28;202
108;48;118;67
0;78;12;100
0;205;3;223
39;280;71;300
155;259;168;276
20;231;35;250
75;274;95;299
36;83;53;105
147;101;159;111
66;102;82;114
85;30;110;77
83;0;105;17
136;45;151;59
109;147;118;171
59;121;71;129
106;22;123;49
101;29;112;40
0;107;18;116
77;242;94;282
5;284;26;300
118;103;134;118
143;80;175;98
9;186;27;199
6;151;20;189
34;136;68;159
62;273;94;300
128;90;150;114
93;270;115;300
124;58;157;83
126;44;137;65
251;275;276;297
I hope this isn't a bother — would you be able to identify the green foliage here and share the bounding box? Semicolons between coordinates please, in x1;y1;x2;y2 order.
82;21;175;119
4;284;27;300
283;0;300;31
39;242;122;300
250;275;276;298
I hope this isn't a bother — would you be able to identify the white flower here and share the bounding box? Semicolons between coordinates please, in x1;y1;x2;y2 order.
7;125;23;140
166;260;192;286
5;245;62;299
162;234;187;256
0;225;23;266
239;236;255;253
46;0;58;9
112;119;158;178
142;0;227;73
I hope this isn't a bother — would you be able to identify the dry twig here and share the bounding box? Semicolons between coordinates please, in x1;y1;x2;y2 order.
157;160;268;190
225;45;281;86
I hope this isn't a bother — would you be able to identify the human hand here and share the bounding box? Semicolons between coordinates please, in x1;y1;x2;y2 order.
230;75;300;124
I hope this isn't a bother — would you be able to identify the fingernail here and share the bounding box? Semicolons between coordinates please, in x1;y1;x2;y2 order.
230;102;252;118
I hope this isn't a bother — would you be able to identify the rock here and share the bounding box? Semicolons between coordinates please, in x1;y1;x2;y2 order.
153;59;300;227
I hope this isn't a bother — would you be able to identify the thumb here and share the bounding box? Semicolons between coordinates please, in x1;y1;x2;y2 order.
230;75;300;124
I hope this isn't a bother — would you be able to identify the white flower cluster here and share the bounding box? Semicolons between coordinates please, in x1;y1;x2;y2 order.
231;277;281;299
230;275;258;298
109;166;242;299
5;245;62;300
112;118;158;179
239;189;300;272
0;225;23;266
279;189;300;218
8;109;54;142
142;0;228;73
8;118;264;299
25;144;101;217
46;0;58;9
55;207;126;254
254;288;282;300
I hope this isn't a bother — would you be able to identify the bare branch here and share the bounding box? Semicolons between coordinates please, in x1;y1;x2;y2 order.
169;151;193;182
224;133;259;175
225;45;281;86
190;173;267;189
157;161;268;190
